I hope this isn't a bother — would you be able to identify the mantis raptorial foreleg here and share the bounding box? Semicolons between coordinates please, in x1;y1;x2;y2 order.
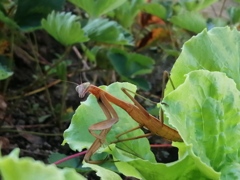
84;128;111;163
84;93;119;163
88;94;118;140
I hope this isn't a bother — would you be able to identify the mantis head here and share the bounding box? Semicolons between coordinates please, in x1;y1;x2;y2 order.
76;82;91;98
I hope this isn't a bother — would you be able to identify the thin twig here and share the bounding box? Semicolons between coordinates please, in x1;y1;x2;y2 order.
29;33;56;119
0;129;62;136
6;79;61;100
219;0;227;17
210;3;218;17
1;124;53;129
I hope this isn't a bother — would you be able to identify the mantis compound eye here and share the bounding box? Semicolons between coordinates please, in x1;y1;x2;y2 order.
76;82;90;98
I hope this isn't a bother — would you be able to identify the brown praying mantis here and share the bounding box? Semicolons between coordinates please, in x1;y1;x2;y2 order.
75;72;183;163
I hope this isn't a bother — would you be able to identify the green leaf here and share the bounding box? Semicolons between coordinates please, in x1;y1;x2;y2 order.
82;45;99;62
122;77;151;91
228;7;240;24
83;162;122;180
108;144;219;179
14;0;64;31
0;56;13;80
107;48;154;90
0;149;86;180
179;0;218;11
48;153;91;173
68;0;127;17
209;17;228;28
83;18;133;45
0;11;19;29
63;82;155;163
55;60;71;80
38;114;51;123
112;0;144;28
165;27;240;95
108;48;154;77
162;70;240;178
139;3;167;19
0;66;13;80
41;11;89;46
170;11;206;33
48;153;79;168
221;163;240;179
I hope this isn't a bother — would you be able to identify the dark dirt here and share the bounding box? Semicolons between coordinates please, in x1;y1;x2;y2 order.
3;81;75;163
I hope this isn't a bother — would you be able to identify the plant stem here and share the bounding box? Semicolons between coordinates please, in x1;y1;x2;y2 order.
53;151;87;165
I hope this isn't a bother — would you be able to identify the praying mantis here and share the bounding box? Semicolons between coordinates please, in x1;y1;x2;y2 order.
75;76;183;163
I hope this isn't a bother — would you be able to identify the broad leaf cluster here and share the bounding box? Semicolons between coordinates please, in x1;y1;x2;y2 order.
64;27;240;179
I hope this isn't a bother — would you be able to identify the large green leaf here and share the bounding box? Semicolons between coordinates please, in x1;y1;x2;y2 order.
104;144;219;179
165;27;240;95
63;82;155;163
0;149;86;180
41;11;89;46
83;18;133;45
162;70;240;179
68;0;127;17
